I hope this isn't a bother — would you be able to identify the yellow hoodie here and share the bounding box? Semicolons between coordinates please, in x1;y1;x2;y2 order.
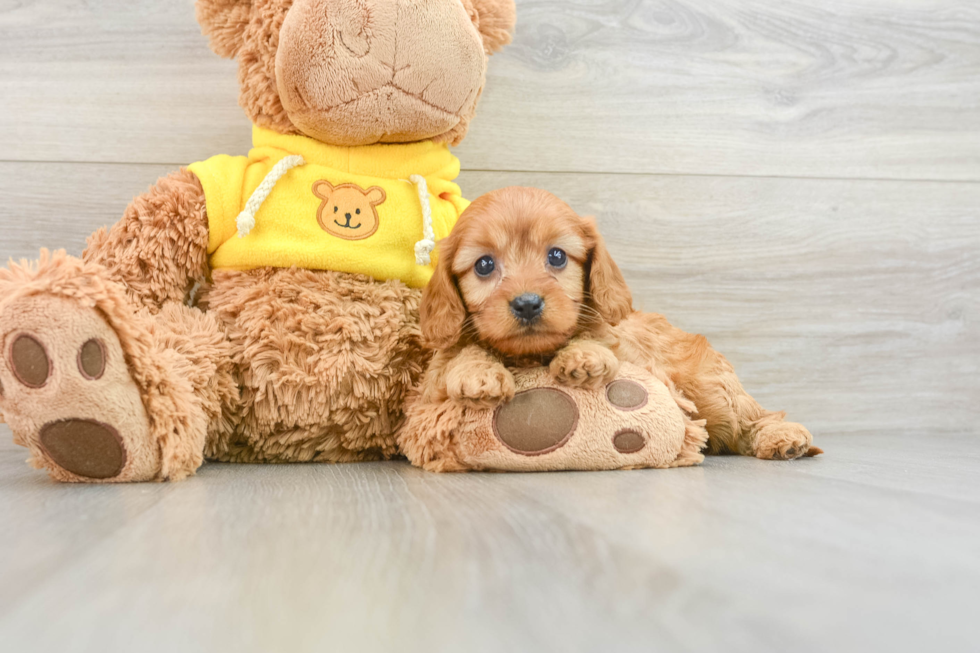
188;126;469;288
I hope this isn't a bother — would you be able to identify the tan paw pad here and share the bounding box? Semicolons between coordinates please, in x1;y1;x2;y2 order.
77;338;107;380
612;430;646;454
493;388;578;455
39;419;127;480
0;295;158;483
606;379;648;411
9;334;51;388
444;364;689;472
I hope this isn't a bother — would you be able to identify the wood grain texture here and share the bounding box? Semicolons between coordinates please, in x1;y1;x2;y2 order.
2;163;977;438
1;430;978;653
461;0;980;179
459;172;980;438
0;1;978;180
1;1;979;650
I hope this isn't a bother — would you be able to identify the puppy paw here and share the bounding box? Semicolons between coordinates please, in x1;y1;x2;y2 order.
550;342;620;390
753;421;814;460
446;362;516;409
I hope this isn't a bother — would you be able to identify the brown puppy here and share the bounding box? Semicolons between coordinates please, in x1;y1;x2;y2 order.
419;187;817;460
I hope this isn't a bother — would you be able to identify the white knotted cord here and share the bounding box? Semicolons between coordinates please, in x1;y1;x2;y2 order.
236;155;306;238
409;174;436;266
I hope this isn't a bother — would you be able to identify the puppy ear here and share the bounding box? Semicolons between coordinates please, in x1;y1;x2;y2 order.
420;240;467;350
583;216;634;325
196;0;253;59
466;0;517;55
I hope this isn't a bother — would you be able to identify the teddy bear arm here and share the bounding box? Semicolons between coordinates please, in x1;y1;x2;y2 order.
82;168;211;312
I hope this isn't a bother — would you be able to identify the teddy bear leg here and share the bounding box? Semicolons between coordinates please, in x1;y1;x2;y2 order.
203;268;428;464
146;302;243;466
0;253;225;482
401;364;710;473
675;356;815;461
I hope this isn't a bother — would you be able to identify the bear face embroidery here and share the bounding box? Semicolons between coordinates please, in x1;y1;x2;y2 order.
312;181;386;241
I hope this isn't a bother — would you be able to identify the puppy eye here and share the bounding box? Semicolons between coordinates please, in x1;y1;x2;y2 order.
356;209;361;215
474;255;495;278
334;206;338;213
548;247;568;269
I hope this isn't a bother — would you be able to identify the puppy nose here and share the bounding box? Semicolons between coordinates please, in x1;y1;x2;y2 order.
510;293;545;322
345;213;352;220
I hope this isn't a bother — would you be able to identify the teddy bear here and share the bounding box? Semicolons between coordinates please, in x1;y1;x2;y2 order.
0;0;518;483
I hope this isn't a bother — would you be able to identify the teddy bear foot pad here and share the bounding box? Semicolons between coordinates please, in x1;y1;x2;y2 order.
479;369;690;471
401;364;707;473
0;294;159;483
493;380;655;457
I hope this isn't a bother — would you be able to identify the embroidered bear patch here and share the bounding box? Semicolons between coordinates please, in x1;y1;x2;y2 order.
312;181;386;241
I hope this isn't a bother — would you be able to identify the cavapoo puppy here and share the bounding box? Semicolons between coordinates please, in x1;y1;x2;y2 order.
419;187;818;460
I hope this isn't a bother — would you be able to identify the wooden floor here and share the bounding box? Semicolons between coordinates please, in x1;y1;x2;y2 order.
1;430;978;652
1;1;978;651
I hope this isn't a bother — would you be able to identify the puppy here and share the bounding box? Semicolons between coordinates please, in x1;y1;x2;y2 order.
419;187;816;460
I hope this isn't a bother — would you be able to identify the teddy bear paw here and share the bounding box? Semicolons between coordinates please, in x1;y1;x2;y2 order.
0;294;159;483
468;366;695;471
400;364;705;473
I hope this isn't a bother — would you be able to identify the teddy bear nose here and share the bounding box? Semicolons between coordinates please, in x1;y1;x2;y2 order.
345;213;352;220
510;293;545;323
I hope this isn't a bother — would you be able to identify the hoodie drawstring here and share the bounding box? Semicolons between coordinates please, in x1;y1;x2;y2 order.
235;156;435;269
409;174;436;266
236;155;306;238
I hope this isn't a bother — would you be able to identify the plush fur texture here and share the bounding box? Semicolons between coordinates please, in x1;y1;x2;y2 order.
83;168;211;312
203;267;426;463
0;0;516;482
416;187;820;461
199;0;516;145
0;246;425;481
196;0;253;58
0;252;209;482
463;0;516;54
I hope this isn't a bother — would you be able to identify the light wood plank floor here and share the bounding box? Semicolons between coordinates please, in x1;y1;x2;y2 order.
1;430;978;652
1;1;978;651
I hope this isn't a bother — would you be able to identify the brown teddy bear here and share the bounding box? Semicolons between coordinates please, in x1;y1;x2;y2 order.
0;0;517;482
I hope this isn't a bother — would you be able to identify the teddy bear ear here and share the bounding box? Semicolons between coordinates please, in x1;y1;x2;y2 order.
195;0;253;59
467;0;517;55
313;180;335;199
366;187;387;205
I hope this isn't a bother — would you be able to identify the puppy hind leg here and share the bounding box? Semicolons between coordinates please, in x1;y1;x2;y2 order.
746;411;816;461
614;313;816;460
705;372;814;460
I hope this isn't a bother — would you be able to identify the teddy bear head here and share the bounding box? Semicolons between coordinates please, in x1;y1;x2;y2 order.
196;0;516;147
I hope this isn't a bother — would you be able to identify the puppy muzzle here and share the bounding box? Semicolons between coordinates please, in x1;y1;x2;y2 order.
510;293;545;324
